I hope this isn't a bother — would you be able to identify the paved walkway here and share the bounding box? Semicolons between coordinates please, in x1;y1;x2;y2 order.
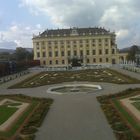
0;72;38;89
111;66;140;80
0;68;140;140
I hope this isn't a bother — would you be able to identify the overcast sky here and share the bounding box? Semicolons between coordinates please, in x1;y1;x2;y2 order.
0;0;140;49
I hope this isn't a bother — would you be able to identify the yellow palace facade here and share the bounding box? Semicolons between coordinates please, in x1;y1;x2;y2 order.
33;27;127;67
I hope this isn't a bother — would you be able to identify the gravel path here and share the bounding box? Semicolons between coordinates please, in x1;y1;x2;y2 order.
120;95;140;121
0;68;140;140
0;99;29;131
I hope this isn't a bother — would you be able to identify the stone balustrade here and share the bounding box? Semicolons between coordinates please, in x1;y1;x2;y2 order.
0;70;30;85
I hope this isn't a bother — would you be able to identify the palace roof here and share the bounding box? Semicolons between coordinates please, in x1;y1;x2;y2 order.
33;27;114;39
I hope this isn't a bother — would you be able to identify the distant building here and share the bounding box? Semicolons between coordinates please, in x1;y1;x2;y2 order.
33;27;127;67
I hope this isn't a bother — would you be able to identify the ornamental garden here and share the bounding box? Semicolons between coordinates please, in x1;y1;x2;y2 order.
9;68;140;88
0;94;53;140
0;68;140;140
97;88;140;140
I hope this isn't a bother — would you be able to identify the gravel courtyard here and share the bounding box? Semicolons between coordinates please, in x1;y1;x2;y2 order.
0;67;140;140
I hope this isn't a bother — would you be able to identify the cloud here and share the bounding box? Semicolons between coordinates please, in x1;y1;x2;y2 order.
100;6;123;28
10;25;18;32
14;40;22;47
0;41;18;49
19;0;140;48
36;24;42;29
20;0;103;27
116;29;130;39
0;23;42;49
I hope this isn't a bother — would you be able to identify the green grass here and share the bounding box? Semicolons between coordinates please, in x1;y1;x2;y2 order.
0;105;18;125
0;101;38;137
112;99;140;132
0;95;53;140
8;103;22;106
97;88;140;140
9;68;140;88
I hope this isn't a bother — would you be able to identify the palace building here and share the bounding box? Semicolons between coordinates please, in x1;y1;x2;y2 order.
33;27;127;67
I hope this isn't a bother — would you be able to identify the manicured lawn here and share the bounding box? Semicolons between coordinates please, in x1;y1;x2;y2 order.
8;103;22;106
113;99;140;132
3;101;38;137
0;105;18;125
0;94;53;140
9;69;140;88
0;100;36;138
97;88;140;140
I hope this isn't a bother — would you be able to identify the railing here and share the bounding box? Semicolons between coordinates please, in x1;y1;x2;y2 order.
0;70;30;85
119;63;140;73
29;64;112;72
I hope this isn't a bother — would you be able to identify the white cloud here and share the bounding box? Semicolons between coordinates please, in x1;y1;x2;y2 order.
25;26;31;30
100;6;123;28
19;0;140;48
20;0;98;27
0;23;42;49
10;25;18;32
0;33;5;41
14;40;22;47
36;24;41;29
0;41;18;49
116;29;129;39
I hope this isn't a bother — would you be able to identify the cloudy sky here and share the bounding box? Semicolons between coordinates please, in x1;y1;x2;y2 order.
0;0;140;49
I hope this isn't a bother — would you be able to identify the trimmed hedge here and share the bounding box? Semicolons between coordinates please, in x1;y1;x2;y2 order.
97;88;140;140
0;94;53;140
9;69;140;89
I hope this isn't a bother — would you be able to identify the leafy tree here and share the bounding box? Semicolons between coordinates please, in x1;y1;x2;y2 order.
127;45;139;61
0;52;11;60
71;58;82;67
14;47;33;62
26;50;33;61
